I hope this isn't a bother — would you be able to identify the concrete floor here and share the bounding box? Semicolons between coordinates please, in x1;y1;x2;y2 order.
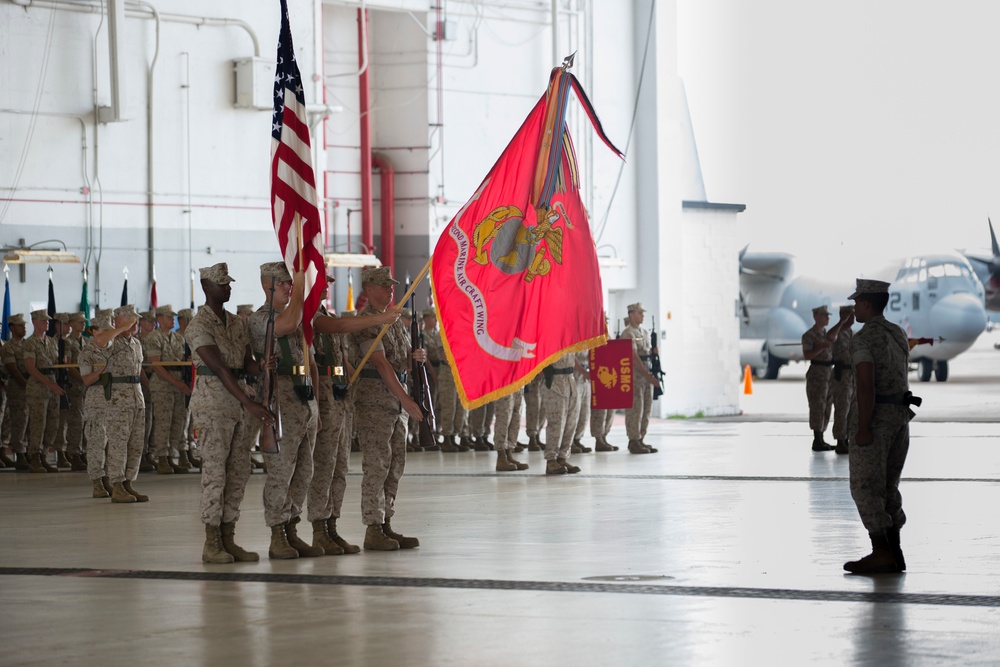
2;414;999;667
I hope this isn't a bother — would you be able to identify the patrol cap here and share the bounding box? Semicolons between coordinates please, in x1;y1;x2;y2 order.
30;309;51;321
155;304;177;318
361;266;399;287
325;272;336;283
839;304;855;314
421;308;436;318
91;314;112;329
8;313;25;326
55;312;70;324
627;302;646;314
401;308;412;318
95;308;114;319
236;304;255;316
114;304;138;319
177;308;195;321
199;262;235;285
811;305;829;316
139;310;156;323
848;278;891;300
259;261;291;282
69;311;86;323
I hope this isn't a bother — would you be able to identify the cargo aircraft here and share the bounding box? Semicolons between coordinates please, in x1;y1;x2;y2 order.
739;250;988;382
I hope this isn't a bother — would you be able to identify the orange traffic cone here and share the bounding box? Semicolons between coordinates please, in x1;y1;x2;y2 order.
742;365;753;395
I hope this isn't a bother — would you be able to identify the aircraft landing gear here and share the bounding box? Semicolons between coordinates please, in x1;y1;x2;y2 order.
763;353;784;380
918;358;933;382
934;360;949;382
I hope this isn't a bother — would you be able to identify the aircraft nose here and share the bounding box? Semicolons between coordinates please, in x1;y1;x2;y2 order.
930;293;987;343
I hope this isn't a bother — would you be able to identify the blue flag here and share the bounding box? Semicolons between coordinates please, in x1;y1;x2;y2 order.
2;274;10;342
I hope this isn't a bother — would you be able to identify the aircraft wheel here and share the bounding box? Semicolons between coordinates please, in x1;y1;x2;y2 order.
918;358;933;382
934;360;949;382
763;354;784;380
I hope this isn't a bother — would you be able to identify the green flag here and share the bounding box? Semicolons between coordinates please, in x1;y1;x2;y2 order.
80;270;90;330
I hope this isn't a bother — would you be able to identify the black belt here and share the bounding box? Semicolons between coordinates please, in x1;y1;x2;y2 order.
110;376;141;384
833;362;853;371
875;392;922;407
810;360;834;367
196;366;246;380
39;368;58;375
317;365;347;379
359;368;407;384
550;367;574;375
276;366;310;377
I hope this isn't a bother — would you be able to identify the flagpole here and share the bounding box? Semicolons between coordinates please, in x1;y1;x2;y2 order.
349;256;432;385
296;214;311;377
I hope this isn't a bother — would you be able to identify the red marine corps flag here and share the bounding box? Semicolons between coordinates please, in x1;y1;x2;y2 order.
270;0;325;344
431;57;624;409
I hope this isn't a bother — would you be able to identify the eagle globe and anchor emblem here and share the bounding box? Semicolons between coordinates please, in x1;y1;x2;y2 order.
471;201;573;282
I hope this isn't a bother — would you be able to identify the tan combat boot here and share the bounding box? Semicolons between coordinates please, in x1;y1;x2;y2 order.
156;456;174;474
527;434;542;452
101;476;113;495
40;451;58;472
495;449;518;472
506;450;529;470
284;516;324;557
844;530;903;574
69;453;88;471
382;520;419;549
170;453;192;474
545;459;567;475
123;480;149;502
311;519;344;556
139;452;156;473
835;440;850;455
268;524;299;560
202;524;235;564
363;524;400;551
28;453;47;473
110;481;137;503
0;449;14;468
186;449;203;469
177;450;197;471
326;518;360;554
92;479;110;499
557;458;581;474
627;440;649;455
440;435;459;453
640;438;659;453
57;451;72;469
221;522;259;562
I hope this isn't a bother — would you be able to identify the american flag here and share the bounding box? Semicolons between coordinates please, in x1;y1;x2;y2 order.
271;0;325;344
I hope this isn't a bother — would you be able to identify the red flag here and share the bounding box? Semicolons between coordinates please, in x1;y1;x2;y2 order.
149;278;158;310
431;67;623;409
270;0;325;344
589;339;634;409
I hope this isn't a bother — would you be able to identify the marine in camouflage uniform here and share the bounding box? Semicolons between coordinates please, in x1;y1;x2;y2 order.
248;262;322;559
22;309;62;473
1;315;30;468
844;278;915;574
802;305;850;451
523;373;546;451
81;309;116;496
621;303;661;454
95;305;149;503
147;305;195;473
137;311;157;467
186;263;272;564
433;318;468;451
541;352;581;475
830;304;857;455
571;350;592;454
492;388;528;472
307;278;398;555
350;266;425;551
59;312;88;469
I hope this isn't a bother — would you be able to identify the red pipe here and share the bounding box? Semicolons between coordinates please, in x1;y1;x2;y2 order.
372;153;395;271
357;7;374;254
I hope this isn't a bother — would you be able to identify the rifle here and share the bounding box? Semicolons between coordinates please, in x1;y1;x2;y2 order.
409;286;437;449
650;316;665;400
56;337;71;409
256;277;282;454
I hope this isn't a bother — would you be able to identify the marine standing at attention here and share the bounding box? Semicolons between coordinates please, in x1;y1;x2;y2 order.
620;303;662;454
801;305;850;452
830;304;857;455
844;279;916;574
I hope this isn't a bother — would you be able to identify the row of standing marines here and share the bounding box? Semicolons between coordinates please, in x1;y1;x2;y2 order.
0;264;912;574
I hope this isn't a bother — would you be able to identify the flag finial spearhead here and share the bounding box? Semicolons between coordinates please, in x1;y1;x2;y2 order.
561;52;576;71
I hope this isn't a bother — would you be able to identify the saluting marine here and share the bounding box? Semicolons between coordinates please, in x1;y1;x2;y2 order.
801;305;850;452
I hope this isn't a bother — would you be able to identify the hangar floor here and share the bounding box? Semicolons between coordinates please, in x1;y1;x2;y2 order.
1;414;998;666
